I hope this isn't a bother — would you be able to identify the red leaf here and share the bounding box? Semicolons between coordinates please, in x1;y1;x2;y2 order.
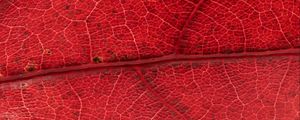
0;0;299;119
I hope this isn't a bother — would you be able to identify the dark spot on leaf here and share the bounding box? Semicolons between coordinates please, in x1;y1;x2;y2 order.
92;56;102;63
25;65;35;72
21;83;27;87
23;31;31;38
44;49;52;55
20;82;29;89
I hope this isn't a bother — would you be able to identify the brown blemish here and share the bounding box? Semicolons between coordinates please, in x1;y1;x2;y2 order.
23;31;31;38
44;49;52;55
26;66;35;72
20;83;28;88
25;64;36;72
92;56;102;63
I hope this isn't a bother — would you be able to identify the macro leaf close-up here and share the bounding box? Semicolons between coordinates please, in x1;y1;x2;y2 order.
0;0;299;120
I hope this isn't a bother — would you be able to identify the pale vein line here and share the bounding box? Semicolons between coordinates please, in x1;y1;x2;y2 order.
66;78;83;120
273;57;291;120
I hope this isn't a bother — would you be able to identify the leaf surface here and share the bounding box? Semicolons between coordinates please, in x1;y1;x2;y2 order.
0;0;299;119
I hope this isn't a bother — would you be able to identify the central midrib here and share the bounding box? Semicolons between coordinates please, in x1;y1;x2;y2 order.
0;48;299;84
